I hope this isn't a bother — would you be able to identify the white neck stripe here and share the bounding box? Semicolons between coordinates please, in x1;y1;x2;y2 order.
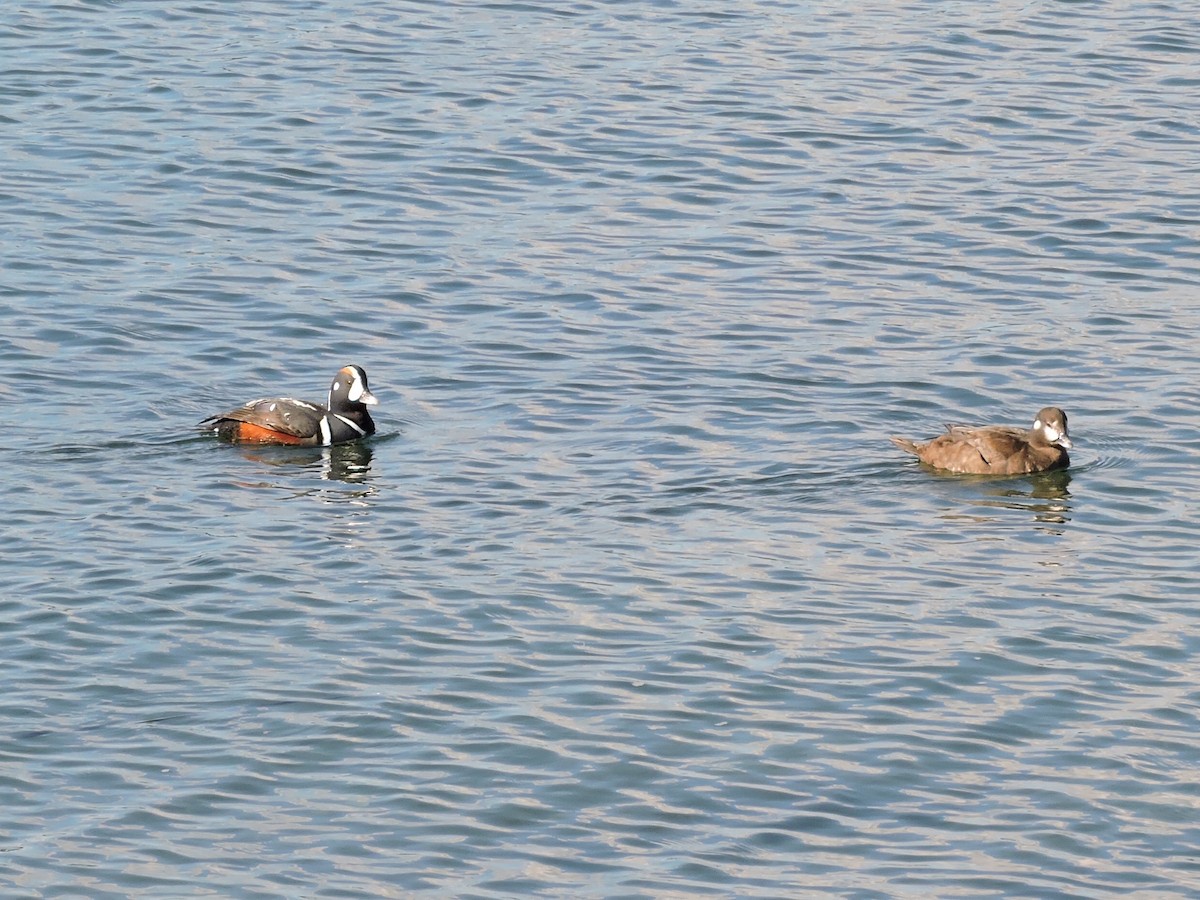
333;413;366;435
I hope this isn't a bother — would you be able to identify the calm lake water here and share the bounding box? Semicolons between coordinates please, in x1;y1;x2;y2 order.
4;1;1200;896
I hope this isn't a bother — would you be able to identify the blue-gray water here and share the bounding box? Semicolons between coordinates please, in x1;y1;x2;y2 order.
4;1;1200;896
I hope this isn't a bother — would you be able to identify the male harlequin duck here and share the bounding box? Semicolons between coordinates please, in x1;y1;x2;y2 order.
201;365;378;446
891;406;1073;475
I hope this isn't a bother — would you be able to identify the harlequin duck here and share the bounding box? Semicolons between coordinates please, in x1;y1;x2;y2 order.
891;406;1073;475
201;365;378;446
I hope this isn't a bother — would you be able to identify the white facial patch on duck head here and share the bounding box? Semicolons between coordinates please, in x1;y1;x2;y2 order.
329;377;346;409
331;367;377;407
348;369;378;405
1034;416;1071;448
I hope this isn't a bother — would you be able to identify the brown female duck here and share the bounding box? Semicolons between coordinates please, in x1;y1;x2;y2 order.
891;407;1073;475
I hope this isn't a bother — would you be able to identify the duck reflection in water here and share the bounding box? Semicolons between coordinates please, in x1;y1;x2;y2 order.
236;441;374;485
980;468;1073;529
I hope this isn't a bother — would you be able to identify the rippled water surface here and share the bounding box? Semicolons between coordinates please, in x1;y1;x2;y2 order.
4;1;1200;896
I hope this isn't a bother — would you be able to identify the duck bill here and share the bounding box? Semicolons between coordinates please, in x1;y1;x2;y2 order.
359;389;379;407
1058;435;1073;450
